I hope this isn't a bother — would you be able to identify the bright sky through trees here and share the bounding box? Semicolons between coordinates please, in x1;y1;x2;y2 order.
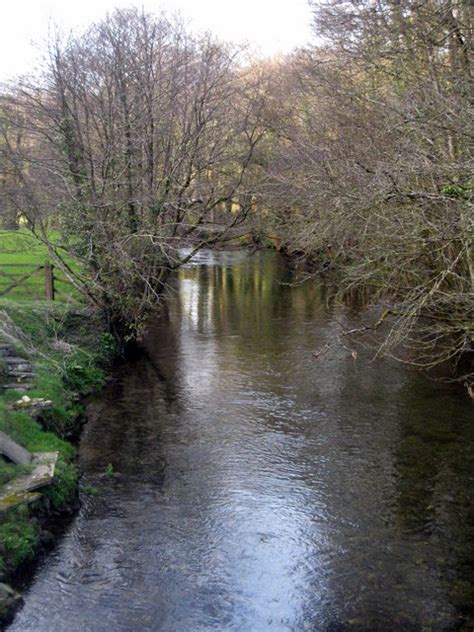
0;0;313;80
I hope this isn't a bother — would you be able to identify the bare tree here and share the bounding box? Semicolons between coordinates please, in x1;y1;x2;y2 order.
0;105;23;230
258;1;473;386
0;8;266;331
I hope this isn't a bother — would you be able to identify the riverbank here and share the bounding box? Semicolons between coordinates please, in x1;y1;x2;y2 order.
0;299;115;623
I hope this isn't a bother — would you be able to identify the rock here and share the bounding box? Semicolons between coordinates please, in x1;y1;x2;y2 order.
13;397;53;411
0;583;22;617
0;452;59;514
4;358;32;372
7;370;36;379
0;491;41;513
40;530;55;546
13;395;32;408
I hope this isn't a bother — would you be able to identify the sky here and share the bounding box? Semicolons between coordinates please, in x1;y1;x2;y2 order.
0;0;314;81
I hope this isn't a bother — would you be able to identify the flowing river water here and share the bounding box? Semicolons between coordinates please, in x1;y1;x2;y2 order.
8;251;474;631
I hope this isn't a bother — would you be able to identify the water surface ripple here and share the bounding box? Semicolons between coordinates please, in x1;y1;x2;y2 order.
9;251;474;631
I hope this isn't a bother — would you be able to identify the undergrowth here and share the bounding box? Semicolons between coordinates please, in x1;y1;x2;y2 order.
0;299;115;584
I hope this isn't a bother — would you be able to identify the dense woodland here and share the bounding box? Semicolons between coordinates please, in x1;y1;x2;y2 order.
0;1;472;386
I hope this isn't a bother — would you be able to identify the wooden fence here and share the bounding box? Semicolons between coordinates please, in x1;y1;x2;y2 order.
0;263;70;300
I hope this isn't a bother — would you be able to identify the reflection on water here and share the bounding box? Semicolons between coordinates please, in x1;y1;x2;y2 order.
9;251;474;631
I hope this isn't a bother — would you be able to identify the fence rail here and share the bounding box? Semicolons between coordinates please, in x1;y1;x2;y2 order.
0;263;57;300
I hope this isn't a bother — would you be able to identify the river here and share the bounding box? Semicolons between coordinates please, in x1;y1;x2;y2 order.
8;250;474;631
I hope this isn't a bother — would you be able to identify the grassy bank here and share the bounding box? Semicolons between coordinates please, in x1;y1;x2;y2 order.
0;298;115;602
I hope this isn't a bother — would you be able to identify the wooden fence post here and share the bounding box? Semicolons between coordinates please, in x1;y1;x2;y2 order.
44;264;55;301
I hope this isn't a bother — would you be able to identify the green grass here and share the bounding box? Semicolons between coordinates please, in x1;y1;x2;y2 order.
0;299;114;583
0;506;39;573
0;298;112;438
0;230;57;262
0;461;33;488
0;229;80;302
0;298;112;468
0;401;75;459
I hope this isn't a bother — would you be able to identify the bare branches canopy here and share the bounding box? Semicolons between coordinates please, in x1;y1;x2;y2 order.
0;8;265;328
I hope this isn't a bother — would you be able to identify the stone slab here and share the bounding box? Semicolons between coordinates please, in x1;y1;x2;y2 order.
0;490;41;513
12;397;53;412
2;452;58;494
3;357;30;365
0;432;32;464
0;452;58;513
6;370;36;378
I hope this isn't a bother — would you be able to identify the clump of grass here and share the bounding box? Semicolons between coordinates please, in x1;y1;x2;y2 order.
42;460;78;510
80;484;98;496
0;506;39;572
61;350;106;396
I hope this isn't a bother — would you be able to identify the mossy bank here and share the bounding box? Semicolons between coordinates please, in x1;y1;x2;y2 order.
0;299;116;623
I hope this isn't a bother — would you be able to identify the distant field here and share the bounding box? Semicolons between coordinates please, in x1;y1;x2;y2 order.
0;230;80;302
